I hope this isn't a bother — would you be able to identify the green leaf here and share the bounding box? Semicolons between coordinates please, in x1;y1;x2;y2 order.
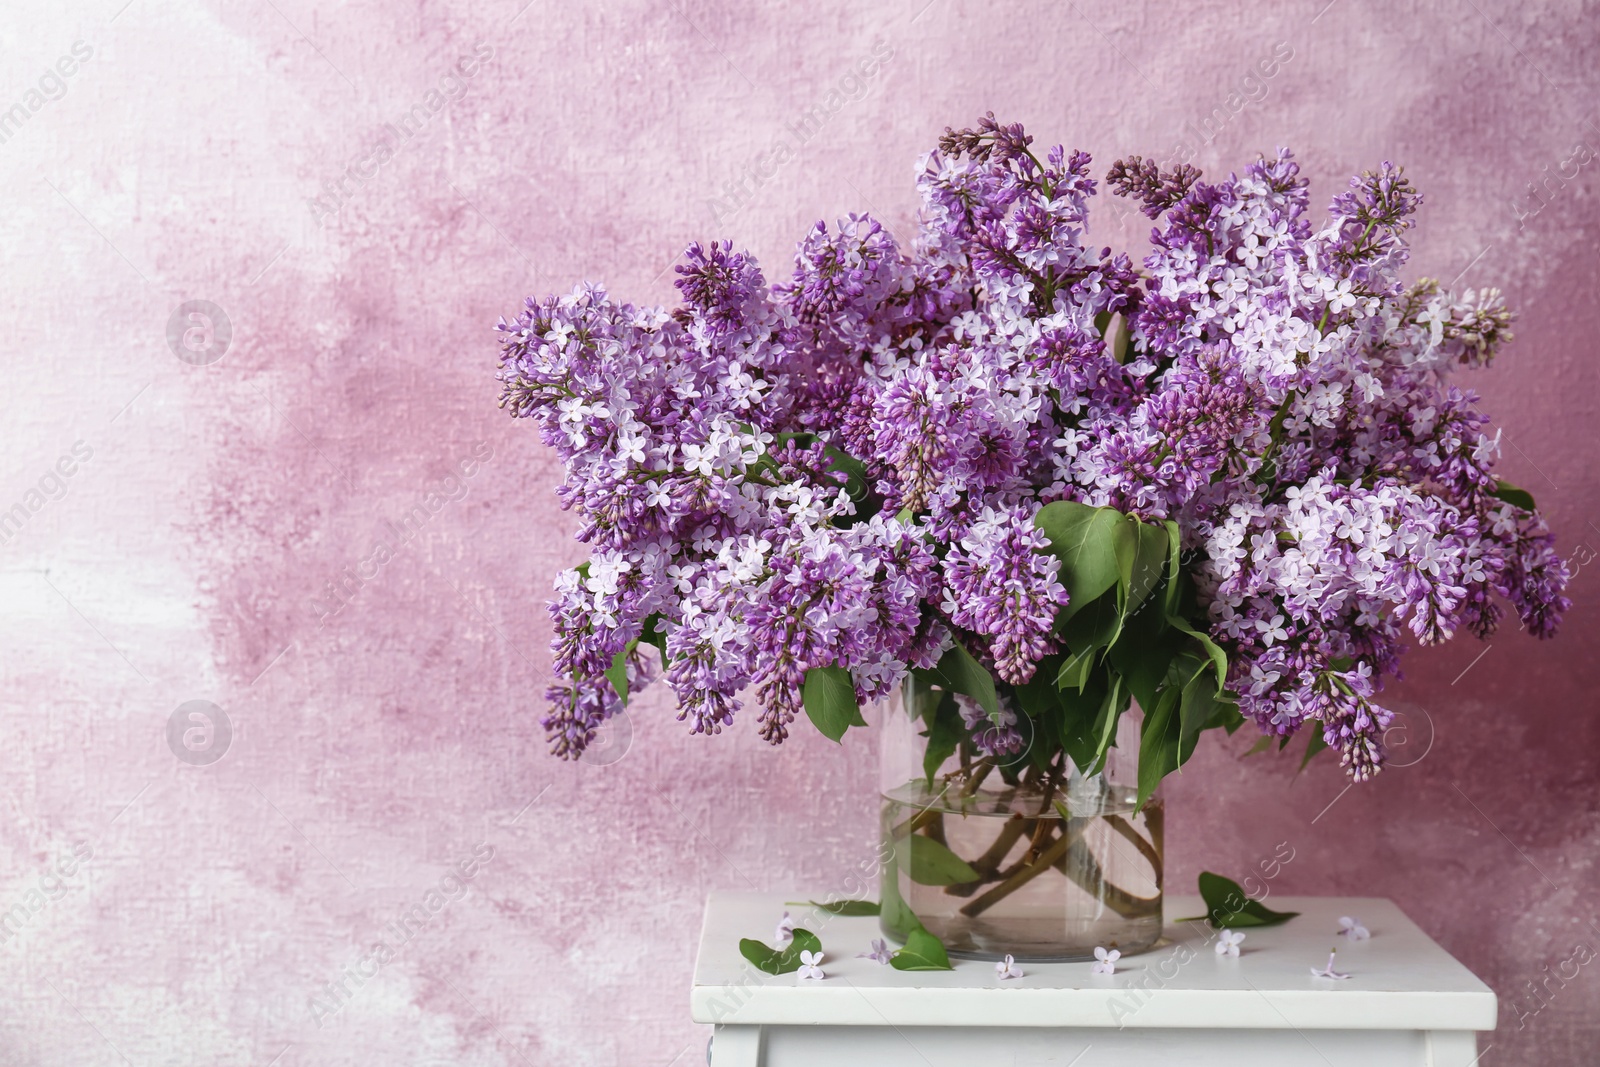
1014;658;1063;774
1015;655;1064;716
1162;519;1184;617
920;693;963;784
1113;518;1138;606
1035;502;1130;623
916;642;998;719
1123;518;1169;612
1137;685;1183;808
889;926;954;971
1166;615;1228;690
1096;311;1129;363
604;640;637;704
1060;590;1124;657
1025;710;1058;774
636;613;669;667
1242;735;1274;757
739;928;823;974
1209;700;1246;734
799;899;880;917
824;445;870;498
1133;646;1232;808
1208;907;1297;928
1177;667;1222;762
1163;646;1206;687
1490;479;1537;512
802;666;867;743
1068;673;1125;776
1193;871;1299;929
1298;726;1329;773
1055;647;1096;692
879;849;920;938
905;671;941;724
1059;661;1107;715
1059;665;1110;770
823;444;877;522
1108;599;1181;713
900;835;982;886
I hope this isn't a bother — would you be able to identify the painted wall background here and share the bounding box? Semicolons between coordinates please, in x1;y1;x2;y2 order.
1;1;1596;1063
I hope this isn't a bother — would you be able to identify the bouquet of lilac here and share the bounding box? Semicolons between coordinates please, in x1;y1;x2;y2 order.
496;114;1569;802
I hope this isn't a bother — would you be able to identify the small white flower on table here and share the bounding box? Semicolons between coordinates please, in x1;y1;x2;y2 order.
1310;949;1352;980
1091;946;1120;975
857;939;892;965
774;910;794;946
1215;930;1246;957
995;954;1024;980
1338;915;1370;941
797;949;826;981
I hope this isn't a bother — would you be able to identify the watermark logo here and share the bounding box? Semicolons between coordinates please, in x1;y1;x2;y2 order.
307;441;494;626
998;711;1035;772
1164;40;1295;166
707;39;894;225
306;44;495;228
167;700;232;766
0;40;93;148
308;842;495;1026
1512;140;1595;230
579;708;634;766
1510;940;1596;1030
1380;702;1434;769
0;440;93;548
166;300;232;365
0;841;93;948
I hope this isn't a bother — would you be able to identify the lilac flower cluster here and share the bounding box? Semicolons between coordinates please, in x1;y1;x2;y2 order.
940;506;1068;685
497;115;1569;782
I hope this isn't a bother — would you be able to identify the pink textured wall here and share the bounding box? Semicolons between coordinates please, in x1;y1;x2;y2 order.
2;1;1596;1063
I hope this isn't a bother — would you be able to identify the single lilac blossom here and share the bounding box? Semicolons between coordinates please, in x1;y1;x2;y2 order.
775;911;794;947
1338;916;1370;941
858;939;893;965
798;949;826;981
1091;946;1121;975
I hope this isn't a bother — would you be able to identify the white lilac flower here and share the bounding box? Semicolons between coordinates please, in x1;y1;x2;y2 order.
995;954;1024;980
1215;930;1246;956
1338;916;1371;941
797;949;826;981
1091;946;1121;975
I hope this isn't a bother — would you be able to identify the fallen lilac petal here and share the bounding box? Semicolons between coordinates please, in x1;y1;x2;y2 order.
1310;950;1352;980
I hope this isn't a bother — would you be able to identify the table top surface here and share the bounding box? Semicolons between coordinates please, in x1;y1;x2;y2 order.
690;891;1497;1030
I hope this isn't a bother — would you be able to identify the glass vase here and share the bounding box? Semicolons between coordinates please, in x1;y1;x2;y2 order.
878;676;1163;961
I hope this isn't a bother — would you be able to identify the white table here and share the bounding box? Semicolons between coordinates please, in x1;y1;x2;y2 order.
691;892;1495;1066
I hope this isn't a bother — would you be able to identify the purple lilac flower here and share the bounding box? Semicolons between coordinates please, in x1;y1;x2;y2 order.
497;117;1570;782
955;694;1025;758
941;506;1070;684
